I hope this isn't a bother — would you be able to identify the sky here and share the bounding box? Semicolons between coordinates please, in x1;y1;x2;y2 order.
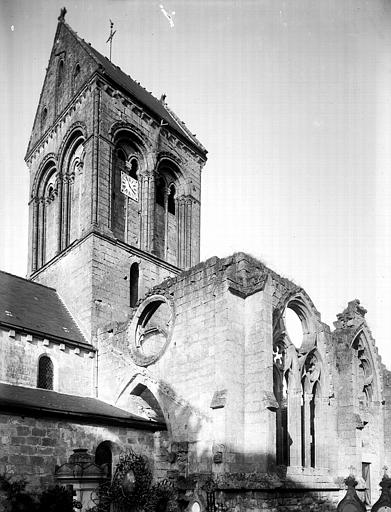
1;0;391;364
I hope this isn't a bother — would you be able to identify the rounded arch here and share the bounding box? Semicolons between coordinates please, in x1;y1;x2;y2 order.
58;127;86;172
95;440;114;478
37;353;55;390
32;153;57;199
110;123;150;156
156;156;185;192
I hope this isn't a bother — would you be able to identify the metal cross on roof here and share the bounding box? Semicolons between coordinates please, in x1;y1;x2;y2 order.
106;19;117;62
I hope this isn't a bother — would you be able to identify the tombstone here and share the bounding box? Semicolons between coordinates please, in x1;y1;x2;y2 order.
55;448;108;510
337;475;366;512
372;473;391;512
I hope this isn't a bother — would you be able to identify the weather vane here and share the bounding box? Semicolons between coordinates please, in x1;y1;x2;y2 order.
106;19;116;62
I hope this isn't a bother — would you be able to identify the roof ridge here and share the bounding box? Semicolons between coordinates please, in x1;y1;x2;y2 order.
0;270;56;291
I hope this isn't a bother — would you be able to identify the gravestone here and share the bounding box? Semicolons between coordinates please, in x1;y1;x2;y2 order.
372;473;391;512
337;475;366;512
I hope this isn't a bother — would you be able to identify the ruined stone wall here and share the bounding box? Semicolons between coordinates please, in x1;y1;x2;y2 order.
0;412;168;490
0;327;94;396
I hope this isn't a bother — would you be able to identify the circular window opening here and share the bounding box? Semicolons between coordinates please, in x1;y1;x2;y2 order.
130;295;174;366
284;307;303;348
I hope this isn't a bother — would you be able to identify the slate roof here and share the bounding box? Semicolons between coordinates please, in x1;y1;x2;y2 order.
67;23;207;155
0;383;166;430
0;271;89;348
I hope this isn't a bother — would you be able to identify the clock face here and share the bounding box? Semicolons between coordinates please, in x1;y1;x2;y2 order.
121;172;138;201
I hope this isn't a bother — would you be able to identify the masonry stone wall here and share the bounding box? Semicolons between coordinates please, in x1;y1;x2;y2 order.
0;412;168;490
0;327;94;395
95;253;387;507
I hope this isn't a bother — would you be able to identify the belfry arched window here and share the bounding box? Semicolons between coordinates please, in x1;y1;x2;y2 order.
37;163;58;266
37;355;54;390
61;134;84;248
154;164;179;264
111;137;141;245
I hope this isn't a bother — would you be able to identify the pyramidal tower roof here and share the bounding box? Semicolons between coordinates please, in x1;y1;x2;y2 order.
26;8;207;159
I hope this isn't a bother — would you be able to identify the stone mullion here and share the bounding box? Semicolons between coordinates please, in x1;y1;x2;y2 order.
288;388;302;466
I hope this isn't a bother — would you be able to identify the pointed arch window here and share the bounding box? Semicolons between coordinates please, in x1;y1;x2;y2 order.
63;138;84;247
37;355;54;390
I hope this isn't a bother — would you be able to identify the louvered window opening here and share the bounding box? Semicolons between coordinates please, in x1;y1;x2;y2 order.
37;356;54;390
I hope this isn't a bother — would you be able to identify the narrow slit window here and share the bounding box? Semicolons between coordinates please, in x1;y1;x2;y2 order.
129;262;139;307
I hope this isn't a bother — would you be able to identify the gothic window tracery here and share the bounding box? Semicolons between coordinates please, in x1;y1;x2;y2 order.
273;299;322;469
301;351;321;468
353;334;374;409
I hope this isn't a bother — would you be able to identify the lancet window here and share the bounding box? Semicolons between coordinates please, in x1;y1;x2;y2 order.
353;333;374;408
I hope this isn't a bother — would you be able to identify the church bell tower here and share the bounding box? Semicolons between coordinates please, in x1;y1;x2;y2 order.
24;10;207;341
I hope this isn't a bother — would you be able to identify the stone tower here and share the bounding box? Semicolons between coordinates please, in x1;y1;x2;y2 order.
24;11;207;341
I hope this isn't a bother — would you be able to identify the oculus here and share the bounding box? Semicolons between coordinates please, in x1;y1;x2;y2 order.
129;295;174;366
